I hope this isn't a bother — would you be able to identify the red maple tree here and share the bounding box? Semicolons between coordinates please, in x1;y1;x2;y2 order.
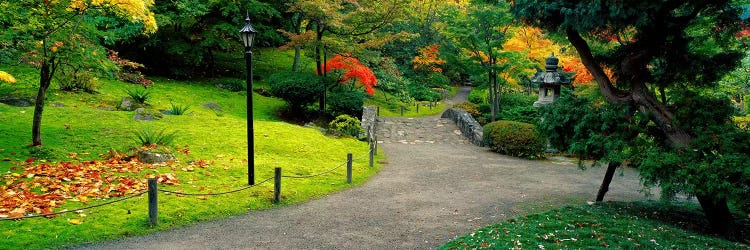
323;55;377;95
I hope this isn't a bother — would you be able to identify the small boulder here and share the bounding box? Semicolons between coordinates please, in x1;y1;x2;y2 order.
118;97;136;111
202;102;223;112
134;108;163;121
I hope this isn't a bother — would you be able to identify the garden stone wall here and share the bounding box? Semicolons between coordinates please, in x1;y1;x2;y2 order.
441;108;484;147
361;106;377;141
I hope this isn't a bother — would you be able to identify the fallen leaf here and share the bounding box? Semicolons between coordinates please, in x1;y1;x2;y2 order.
196;196;207;200
68;219;82;225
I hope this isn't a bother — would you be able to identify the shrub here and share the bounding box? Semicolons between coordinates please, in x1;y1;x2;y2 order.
57;70;99;93
327;88;365;117
498;106;539;124
214;78;246;92
452;101;481;117
269;72;323;114
735;115;750;130
468;88;488;104
108;50;153;87
499;93;537;108
424;72;451;88
133;128;177;147
406;83;440;101
328;114;363;138
125;88;151;104
483;120;545;159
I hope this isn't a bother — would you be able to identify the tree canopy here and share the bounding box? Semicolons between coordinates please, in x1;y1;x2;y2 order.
514;0;750;239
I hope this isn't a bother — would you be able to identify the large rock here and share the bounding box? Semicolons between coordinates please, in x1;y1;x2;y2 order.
136;150;175;164
0;96;33;107
441;108;484;147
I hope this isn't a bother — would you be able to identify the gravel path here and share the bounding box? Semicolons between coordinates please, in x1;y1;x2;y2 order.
77;87;654;249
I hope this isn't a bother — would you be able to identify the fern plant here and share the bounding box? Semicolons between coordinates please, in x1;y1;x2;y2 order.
125;88;151;104
133;128;177;147
166;103;191;115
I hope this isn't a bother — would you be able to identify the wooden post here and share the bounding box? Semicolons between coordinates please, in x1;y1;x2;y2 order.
369;142;375;168
374;135;378;155
429;102;433;110
376;106;380;117
148;178;157;226
274;167;281;203
347;153;353;184
416;103;419;113
400;106;404;116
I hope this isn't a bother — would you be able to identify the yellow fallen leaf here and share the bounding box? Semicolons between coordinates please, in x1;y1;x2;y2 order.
68;219;82;225
196;196;207;200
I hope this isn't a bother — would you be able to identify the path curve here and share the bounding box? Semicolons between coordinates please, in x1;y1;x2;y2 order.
77;87;653;249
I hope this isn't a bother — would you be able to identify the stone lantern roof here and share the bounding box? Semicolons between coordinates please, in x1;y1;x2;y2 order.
531;53;571;85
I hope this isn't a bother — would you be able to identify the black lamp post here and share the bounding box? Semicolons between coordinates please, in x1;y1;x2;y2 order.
239;12;257;185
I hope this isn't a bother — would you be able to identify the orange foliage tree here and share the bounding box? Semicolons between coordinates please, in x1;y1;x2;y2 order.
323;55;377;95
412;44;446;73
504;26;602;86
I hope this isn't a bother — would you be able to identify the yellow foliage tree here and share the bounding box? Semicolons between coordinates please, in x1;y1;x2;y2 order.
0;71;16;84
8;0;157;146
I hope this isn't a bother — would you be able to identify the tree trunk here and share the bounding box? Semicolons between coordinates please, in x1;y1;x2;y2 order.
292;46;301;72
697;195;740;240
488;69;495;122
315;21;325;112
596;162;620;202
32;57;54;146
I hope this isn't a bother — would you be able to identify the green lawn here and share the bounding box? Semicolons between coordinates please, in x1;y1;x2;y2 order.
365;91;446;117
440;201;747;249
0;60;382;249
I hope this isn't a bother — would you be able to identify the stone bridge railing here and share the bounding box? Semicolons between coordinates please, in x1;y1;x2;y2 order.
441;108;484;147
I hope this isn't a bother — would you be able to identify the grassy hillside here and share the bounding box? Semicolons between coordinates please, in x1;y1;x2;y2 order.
0;49;381;249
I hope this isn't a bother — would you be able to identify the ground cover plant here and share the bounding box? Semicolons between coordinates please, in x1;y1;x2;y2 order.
0;64;381;249
441;201;748;249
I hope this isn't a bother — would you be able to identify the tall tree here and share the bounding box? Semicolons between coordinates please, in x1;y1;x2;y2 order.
446;0;515;121
514;0;750;239
281;0;408;111
2;0;156;146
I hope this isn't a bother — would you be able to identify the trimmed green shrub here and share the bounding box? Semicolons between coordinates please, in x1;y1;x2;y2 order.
406;83;440;101
468;88;488;104
498;106;539;124
452;101;481;117
328;114;363;138
499;92;536;108
57;71;99;93
327;88;365;117
424;72;450;88
483;120;545;159
269;72;323;114
214;78;246;92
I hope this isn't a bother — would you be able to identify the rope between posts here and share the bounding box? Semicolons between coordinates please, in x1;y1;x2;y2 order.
158;176;274;196
281;149;373;179
0;191;147;221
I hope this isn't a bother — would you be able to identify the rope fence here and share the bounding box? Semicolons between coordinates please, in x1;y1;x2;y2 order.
1;138;379;226
0;191;146;221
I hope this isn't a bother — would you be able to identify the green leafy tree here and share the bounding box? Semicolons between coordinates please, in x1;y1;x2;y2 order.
1;0;156;146
114;0;281;78
445;0;518;121
281;0;408;111
514;0;750;238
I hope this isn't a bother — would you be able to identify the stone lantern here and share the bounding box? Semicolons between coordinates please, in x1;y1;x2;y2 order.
532;53;570;107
